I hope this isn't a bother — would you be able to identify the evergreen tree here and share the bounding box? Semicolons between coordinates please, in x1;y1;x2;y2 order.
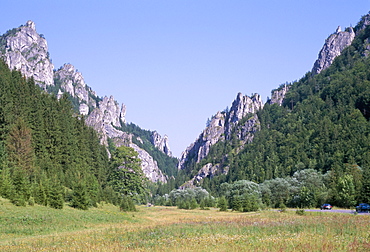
0;167;15;199
360;167;370;203
217;196;228;211
11;169;31;206
6;118;35;177
71;182;89;210
48;180;64;209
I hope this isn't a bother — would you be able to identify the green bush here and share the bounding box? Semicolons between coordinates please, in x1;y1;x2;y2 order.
296;209;305;216
120;196;137;212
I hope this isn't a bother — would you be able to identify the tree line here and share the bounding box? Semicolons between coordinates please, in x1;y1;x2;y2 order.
0;60;146;210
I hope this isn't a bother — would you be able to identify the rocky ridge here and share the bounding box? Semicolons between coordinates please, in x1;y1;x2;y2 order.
151;131;172;157
0;21;170;183
0;21;54;88
312;26;355;75
179;163;228;189
271;23;361;106
178;92;263;173
178;18;370;186
54;63;99;115
270;83;290;106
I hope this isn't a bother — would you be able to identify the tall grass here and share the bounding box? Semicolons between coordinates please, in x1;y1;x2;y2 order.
1;197;369;251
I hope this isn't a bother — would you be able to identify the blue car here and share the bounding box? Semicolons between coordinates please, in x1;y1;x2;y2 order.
356;203;370;213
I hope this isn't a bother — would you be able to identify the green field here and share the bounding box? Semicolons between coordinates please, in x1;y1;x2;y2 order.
0;197;369;251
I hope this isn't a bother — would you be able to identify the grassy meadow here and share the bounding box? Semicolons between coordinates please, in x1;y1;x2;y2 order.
0;197;369;251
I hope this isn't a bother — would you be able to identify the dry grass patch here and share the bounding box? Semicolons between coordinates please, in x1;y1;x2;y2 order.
1;201;369;251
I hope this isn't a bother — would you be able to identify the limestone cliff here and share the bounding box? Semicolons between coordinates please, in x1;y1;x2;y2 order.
312;26;355;75
54;63;99;115
0;21;171;183
270;84;290;106
271;24;356;106
151;131;172;157
178;93;263;171
0;21;54;88
179;163;229;189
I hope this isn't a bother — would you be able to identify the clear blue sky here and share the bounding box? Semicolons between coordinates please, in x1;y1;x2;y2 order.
1;1;369;157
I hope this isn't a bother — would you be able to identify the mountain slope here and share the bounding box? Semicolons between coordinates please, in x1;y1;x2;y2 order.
0;21;177;183
178;13;370;193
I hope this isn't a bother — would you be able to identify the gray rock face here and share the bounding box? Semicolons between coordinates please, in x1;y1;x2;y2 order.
129;143;167;183
0;20;169;183
228;93;263;123
151;131;172;156
270;84;290;106
180;163;228;189
312;26;355;75
178;92;263;170
54;63;98;115
0;21;54;88
85;96;129;147
85;95;167;183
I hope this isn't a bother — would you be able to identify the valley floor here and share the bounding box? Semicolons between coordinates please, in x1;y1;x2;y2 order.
0;198;369;251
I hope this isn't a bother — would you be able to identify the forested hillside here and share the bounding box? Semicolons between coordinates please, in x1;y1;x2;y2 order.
172;14;370;208
0;60;146;209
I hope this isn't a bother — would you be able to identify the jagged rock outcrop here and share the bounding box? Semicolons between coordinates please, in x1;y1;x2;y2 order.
270;84;290;106
151;131;172;156
54;63;99;115
178;93;263;170
273;25;357;105
85;96;129;146
225;93;263;137
0;20;170;183
312;26;355;75
179;163;229;189
129;143;167;183
85;95;167;183
0;20;54;88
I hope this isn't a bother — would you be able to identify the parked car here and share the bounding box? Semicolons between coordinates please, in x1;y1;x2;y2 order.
356;203;370;213
320;204;332;210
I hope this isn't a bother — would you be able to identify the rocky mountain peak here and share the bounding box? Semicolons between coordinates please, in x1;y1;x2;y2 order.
26;20;36;30
54;63;98;115
0;20;54;88
0;21;172;183
178;92;263;170
151;131;172;157
229;92;263;123
270;84;290;106
312;26;355;75
85;95;166;183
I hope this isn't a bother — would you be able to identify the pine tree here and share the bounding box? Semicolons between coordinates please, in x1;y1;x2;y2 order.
217;196;228;211
6;118;35;177
0;167;15;199
48;180;64;209
360;167;370;203
11;169;31;206
71;182;89;210
33;172;49;206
